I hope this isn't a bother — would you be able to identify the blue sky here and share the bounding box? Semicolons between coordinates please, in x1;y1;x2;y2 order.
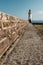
0;0;43;20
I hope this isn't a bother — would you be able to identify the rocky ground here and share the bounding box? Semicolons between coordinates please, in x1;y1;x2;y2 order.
1;23;43;65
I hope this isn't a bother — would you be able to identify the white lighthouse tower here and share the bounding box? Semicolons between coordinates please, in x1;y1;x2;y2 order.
28;9;32;23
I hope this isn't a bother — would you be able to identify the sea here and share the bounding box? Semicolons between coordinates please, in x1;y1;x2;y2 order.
32;20;43;24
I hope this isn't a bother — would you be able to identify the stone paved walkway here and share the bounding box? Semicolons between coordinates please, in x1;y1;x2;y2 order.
2;23;43;65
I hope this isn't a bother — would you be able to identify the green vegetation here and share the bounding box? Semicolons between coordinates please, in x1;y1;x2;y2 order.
35;25;43;36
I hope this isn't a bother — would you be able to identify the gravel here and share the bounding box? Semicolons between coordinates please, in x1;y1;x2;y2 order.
1;23;43;65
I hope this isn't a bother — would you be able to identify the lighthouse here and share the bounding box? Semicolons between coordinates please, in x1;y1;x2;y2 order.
28;9;32;23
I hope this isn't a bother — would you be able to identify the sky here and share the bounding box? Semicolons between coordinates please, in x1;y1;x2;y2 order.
0;0;43;20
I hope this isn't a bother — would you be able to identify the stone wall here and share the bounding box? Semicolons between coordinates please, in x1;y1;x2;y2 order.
0;12;27;58
0;12;26;28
